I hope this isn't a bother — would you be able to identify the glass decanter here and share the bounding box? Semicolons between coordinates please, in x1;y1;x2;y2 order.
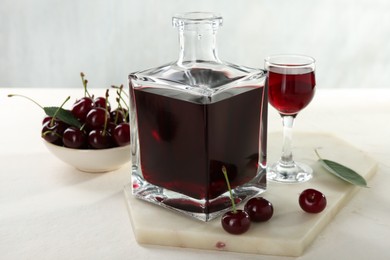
128;12;268;221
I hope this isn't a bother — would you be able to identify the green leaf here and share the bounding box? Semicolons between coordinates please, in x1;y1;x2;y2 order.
318;159;368;187
44;106;82;128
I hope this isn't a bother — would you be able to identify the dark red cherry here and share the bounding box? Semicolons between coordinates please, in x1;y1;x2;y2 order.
123;108;129;122
244;197;274;222
41;120;68;145
221;210;251;235
42;121;60;144
62;127;87;149
94;96;111;112
71;97;94;122
42;116;52;125
113;123;130;146
88;129;113;149
110;109;125;124
85;107;110;129
107;122;117;135
299;189;327;213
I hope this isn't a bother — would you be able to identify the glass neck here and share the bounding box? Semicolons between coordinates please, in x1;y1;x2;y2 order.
177;25;220;64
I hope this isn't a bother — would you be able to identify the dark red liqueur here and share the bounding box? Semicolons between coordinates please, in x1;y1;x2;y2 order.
134;86;265;202
268;70;315;116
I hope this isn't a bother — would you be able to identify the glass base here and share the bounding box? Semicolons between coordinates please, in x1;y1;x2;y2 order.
267;161;313;183
131;166;267;222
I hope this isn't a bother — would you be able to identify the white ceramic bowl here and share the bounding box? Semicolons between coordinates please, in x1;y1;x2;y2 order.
44;141;131;173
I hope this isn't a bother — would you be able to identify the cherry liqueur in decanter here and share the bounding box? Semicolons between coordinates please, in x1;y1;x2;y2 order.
129;12;268;221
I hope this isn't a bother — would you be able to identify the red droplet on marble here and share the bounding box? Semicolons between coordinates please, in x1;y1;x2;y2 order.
215;241;226;249
132;183;140;189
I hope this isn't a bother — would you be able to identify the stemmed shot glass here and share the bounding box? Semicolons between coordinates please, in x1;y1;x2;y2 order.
265;54;316;183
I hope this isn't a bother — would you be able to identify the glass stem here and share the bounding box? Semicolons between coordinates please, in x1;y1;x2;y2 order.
280;115;295;166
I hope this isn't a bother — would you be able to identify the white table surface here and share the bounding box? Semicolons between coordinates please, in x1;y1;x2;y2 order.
1;88;389;260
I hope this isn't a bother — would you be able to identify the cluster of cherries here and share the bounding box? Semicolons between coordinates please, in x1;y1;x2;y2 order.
10;73;130;150
220;166;327;235
45;73;130;149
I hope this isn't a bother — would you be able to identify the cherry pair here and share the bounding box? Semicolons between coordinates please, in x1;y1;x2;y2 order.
221;197;273;235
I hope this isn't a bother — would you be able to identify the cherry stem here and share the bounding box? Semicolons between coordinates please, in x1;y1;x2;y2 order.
222;166;236;213
115;85;129;123
119;95;129;110
102;89;109;135
7;94;43;109
112;84;129;110
50;96;70;126
42;130;62;138
115;97;121;124
112;84;128;97
80;72;91;98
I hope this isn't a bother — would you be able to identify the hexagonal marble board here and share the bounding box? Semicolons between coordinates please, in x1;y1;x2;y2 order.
124;132;377;256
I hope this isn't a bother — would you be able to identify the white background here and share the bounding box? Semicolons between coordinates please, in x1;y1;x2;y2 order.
1;0;390;89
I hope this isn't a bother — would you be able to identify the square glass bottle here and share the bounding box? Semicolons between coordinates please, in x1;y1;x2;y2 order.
128;12;268;221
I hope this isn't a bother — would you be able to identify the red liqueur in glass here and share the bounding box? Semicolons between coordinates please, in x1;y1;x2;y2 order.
265;54;316;183
268;69;315;116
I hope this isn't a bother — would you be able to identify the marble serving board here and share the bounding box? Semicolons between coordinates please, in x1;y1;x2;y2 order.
124;132;377;256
